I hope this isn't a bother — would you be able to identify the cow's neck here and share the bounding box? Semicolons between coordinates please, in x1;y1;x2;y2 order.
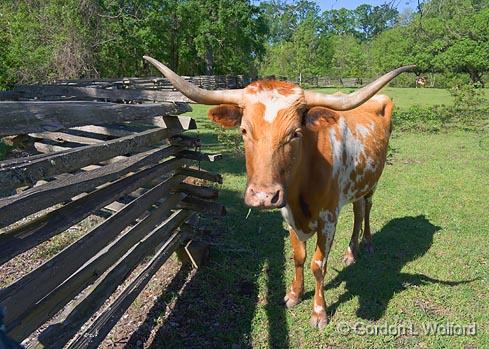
284;129;333;235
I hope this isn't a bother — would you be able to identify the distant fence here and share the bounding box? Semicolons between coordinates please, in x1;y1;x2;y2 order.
0;81;224;346
45;74;376;95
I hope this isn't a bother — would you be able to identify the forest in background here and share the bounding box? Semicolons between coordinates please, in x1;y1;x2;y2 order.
0;0;488;88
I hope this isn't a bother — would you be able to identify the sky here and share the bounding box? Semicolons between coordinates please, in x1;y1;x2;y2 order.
257;0;420;12
321;0;418;12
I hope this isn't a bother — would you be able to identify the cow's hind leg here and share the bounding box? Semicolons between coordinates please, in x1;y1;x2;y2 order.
343;199;365;266
283;229;306;308
310;212;337;329
361;192;374;255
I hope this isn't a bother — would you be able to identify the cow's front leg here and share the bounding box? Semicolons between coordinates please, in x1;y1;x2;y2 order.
310;216;336;329
283;229;306;308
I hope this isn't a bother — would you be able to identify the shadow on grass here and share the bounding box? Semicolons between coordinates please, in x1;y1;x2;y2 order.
319;215;471;320
132;187;290;349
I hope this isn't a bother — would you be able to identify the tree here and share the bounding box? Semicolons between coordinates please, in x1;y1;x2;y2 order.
354;4;399;41
0;1;99;87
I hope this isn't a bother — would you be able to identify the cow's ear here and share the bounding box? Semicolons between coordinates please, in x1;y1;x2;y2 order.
208;104;243;128
304;106;339;130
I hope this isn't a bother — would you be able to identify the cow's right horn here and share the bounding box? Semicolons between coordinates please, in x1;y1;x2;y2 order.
144;56;243;105
304;65;416;111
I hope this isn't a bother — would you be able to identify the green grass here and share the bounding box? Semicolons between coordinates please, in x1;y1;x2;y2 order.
156;88;489;348
310;86;489;110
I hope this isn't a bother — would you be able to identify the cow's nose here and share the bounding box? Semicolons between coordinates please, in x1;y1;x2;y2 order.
244;184;285;208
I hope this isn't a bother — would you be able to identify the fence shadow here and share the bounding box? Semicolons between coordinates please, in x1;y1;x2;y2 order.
319;215;470;320
128;188;289;349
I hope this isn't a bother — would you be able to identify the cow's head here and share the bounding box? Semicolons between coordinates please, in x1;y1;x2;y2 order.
144;56;413;209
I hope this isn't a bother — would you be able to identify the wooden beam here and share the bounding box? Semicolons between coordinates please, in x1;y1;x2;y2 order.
0;159;186;265
63;213;193;349
176;167;223;184
176;182;218;200
179;196;226;216
0;101;191;137
0;127;188;195
0;145;182;227
6;205;191;342
2;189;187;340
1;85;192;103
29;131;104;145
177;150;222;162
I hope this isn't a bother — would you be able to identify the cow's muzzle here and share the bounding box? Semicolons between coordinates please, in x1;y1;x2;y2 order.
244;184;286;209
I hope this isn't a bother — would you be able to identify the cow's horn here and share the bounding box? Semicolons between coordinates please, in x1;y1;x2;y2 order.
304;65;416;110
143;56;243;105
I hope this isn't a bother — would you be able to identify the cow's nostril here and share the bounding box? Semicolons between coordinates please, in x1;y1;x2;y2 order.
271;190;280;204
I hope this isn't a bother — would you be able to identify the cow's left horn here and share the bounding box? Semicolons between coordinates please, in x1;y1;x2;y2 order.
143;56;243;105
304;65;416;111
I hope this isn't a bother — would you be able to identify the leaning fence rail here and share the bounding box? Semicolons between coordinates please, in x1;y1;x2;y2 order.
0;82;224;347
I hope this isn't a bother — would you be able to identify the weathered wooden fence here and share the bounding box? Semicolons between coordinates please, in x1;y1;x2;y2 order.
0;83;224;347
9;74;374;93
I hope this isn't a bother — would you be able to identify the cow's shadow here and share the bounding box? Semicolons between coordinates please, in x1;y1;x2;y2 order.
310;215;470;320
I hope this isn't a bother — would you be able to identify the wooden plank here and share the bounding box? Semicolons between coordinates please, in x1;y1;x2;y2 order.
176;167;223;184
0;101;190;137
179;196;226;216
0;145;181;227
0;158;186;265
69;125;141;137
29;131;104;145
0;85;192;103
63;213;192;349
177;150;222;162
176;182;218;200
33;141;74;154
0;127;188;195
2;187;187;340
7;204;190;342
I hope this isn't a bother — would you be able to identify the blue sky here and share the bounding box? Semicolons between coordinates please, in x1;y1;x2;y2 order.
256;1;419;12
320;0;417;11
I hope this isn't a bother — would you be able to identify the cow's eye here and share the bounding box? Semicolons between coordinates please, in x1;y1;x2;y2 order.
240;128;247;136
290;128;303;141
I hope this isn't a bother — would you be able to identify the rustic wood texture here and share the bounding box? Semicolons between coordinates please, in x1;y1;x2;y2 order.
0;159;186;264
176;182;219;200
177;149;222;162
0;145;182;227
20;209;193;345
0;101;191;136
4;190;188;341
176;167;223;184
0;127;184;195
179;196;226;216
0;82;225;345
64;213;192;349
0;85;192;103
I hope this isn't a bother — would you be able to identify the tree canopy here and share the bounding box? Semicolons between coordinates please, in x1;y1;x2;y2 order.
0;0;488;88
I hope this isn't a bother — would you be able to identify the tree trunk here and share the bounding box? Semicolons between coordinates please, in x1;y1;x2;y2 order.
205;48;214;75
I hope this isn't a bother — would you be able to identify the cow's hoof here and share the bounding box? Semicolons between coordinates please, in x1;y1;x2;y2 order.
283;293;301;309
310;313;328;329
342;254;356;266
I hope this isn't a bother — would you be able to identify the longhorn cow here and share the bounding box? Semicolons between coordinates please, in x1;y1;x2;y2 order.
144;56;413;328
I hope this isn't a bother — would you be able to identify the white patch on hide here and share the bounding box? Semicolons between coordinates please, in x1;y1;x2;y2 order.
244;87;302;123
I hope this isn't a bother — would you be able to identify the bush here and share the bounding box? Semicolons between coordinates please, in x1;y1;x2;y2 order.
393;105;448;132
393;83;489;132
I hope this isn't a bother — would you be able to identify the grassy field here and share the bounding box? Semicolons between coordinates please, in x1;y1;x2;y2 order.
311;86;489;110
155;88;489;348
